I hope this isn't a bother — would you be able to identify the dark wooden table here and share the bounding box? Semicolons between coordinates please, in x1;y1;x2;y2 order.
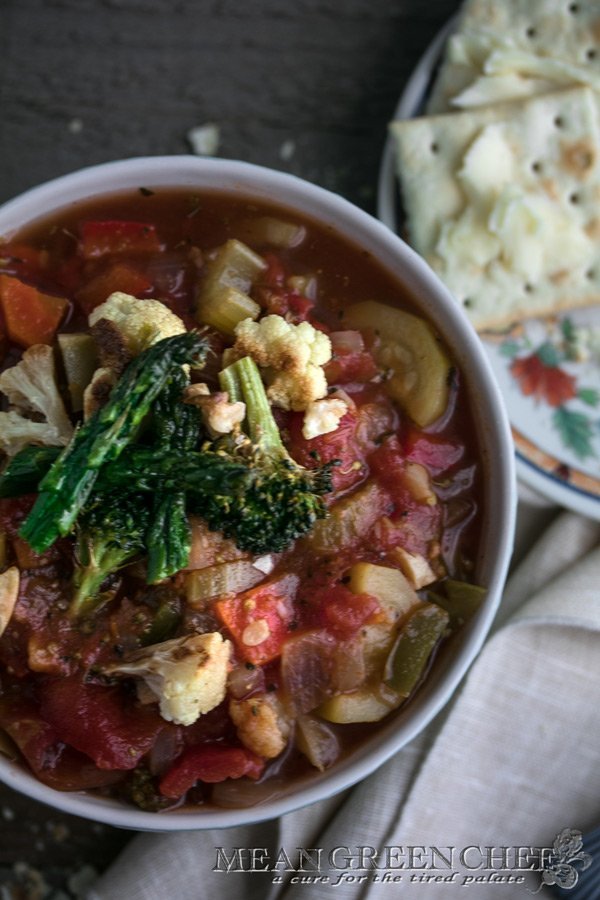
0;0;459;895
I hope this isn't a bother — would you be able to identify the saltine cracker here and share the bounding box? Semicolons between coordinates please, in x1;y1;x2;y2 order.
390;86;600;331
427;0;600;112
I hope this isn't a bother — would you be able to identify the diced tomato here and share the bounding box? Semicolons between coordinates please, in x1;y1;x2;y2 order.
287;409;367;493
258;287;314;322
307;315;330;335
79;220;163;259
0;695;122;790
325;349;378;384
0;274;69;347
262;252;286;288
75;261;153;314
288;292;314;321
257;256;315;321
159;743;265;799
214;574;299;665
41;676;164;770
369;435;414;508
403;428;464;476
315;583;381;639
373;505;442;558
325;334;378;385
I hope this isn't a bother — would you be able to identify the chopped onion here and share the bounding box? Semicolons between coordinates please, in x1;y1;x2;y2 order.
211;776;284;809
240;216;307;249
330;330;365;355
252;554;275;575
287;274;317;300
281;630;336;714
227;662;266;699
186;517;246;571
330;638;366;693
147;728;182;776
296;714;339;771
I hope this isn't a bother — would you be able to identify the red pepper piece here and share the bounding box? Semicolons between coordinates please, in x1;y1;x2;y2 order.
79;220;163;258
214;574;298;665
0;274;68;347
75;261;153;314
159;743;265;798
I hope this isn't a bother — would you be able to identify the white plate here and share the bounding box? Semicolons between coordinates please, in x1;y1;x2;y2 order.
378;19;600;520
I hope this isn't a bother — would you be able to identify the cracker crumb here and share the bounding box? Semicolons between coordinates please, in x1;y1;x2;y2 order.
187;123;220;156
279;139;296;161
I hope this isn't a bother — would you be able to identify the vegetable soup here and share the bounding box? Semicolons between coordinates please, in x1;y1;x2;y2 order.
0;188;483;810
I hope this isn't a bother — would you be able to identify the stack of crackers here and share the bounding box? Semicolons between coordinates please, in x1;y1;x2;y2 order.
390;0;600;332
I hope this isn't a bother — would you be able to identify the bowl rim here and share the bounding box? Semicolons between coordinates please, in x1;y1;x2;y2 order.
0;156;517;831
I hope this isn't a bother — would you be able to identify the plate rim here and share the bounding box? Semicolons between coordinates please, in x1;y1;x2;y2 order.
376;16;600;520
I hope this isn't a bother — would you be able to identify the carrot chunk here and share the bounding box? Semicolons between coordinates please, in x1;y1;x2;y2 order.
0;274;68;347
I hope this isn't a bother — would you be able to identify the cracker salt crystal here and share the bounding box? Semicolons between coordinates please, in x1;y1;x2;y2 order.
427;0;600;112
390;85;600;331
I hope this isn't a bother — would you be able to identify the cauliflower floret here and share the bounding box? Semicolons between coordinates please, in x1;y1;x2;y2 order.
0;344;74;456
302;397;348;440
82;366;117;421
229;693;291;759
230;315;332;411
105;632;231;727
89;291;186;367
183;383;246;435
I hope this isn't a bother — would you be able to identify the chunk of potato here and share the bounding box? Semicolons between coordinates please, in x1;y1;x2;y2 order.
348;562;421;622
318;685;400;724
343;300;451;427
348;562;423;677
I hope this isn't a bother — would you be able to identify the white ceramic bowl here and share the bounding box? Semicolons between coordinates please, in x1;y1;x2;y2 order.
0;157;516;830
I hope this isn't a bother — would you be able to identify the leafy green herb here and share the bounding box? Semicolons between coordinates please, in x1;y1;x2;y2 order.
552;406;596;460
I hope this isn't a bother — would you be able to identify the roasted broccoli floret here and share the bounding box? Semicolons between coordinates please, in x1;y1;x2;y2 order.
20;331;209;554
71;492;150;618
145;367;200;584
190;355;333;554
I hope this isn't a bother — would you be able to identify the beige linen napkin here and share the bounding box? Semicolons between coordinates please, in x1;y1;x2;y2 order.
89;507;600;900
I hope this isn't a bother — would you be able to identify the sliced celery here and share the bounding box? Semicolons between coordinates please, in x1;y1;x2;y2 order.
196;239;265;335
57;333;98;413
185;560;265;606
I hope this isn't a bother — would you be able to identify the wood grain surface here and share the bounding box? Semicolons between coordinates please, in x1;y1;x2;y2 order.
0;0;459;894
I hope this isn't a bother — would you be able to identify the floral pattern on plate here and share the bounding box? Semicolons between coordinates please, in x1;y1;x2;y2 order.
482;306;600;498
